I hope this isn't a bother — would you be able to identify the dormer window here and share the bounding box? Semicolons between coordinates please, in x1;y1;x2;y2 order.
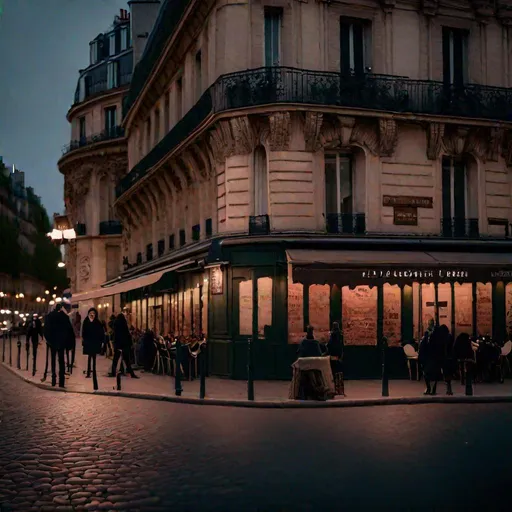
107;61;119;89
120;26;129;51
109;33;116;56
90;41;98;65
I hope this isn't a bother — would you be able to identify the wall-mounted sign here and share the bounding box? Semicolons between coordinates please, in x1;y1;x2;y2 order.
361;269;469;279
394;206;418;226
210;265;223;295
491;270;512;279
383;195;433;208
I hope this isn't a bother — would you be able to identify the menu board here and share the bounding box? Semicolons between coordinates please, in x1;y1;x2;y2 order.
239;280;253;336
342;285;377;345
421;284;435;332
476;282;492;336
202;282;209;336
383;284;401;346
308;284;330;342
288;282;304;344
193;287;201;334
183;290;192;336
257;277;273;336
454;283;472;335
506;284;512;335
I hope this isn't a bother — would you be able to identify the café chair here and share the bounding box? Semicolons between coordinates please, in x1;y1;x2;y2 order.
403;343;420;381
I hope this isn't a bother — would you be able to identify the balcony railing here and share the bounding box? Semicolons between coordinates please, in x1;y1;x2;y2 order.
62;126;125;156
326;213;366;235
441;217;479;238
117;66;512;198
99;220;122;235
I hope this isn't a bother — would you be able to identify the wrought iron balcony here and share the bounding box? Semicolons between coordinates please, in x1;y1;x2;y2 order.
99;220;122;235
75;223;86;236
326;213;366;235
117;66;512;198
249;215;270;235
441;217;479;238
62;126;125;156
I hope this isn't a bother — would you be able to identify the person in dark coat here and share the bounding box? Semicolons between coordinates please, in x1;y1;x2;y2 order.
438;324;456;395
109;310;138;378
82;308;104;387
43;302;75;388
327;322;345;396
297;326;323;358
27;314;43;376
419;324;444;395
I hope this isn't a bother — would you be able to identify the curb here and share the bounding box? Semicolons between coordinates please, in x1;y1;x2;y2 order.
3;362;512;409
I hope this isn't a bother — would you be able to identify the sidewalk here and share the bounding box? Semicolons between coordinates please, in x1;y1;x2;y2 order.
2;337;512;408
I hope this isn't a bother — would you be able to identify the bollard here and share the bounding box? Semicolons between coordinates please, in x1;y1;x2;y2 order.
16;338;21;370
465;360;473;396
199;344;206;399
116;372;122;391
25;342;30;371
42;343;49;382
247;338;254;401
381;337;389;397
93;366;98;391
2;334;5;363
9;331;12;366
175;341;183;396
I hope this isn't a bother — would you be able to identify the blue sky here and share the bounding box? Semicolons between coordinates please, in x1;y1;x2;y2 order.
0;0;128;216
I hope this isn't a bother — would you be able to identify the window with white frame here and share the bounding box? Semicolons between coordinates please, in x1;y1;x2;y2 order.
78;76;86;102
324;154;353;215
107;61;119;89
120;27;129;51
109;33;116;56
340;17;372;76
264;7;282;66
90;41;98;65
104;106;117;135
253;146;268;216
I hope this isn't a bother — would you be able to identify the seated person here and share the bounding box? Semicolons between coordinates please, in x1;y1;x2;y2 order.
297;325;323;358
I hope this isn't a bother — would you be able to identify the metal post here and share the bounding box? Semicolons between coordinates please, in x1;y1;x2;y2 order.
25;340;30;371
381;336;389;397
2;333;5;363
42;343;49;382
16;336;21;370
199;344;206;399
247;338;254;401
465;360;473;396
175;340;183;396
116;372;122;391
9;330;12;366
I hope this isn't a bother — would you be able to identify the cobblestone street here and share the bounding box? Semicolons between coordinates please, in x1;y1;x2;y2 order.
1;364;512;511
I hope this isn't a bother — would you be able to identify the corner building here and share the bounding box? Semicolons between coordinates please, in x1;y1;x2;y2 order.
90;0;512;379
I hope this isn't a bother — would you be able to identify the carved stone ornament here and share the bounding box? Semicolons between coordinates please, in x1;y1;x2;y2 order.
501;130;512;167
268;112;292;151
208;116;254;162
78;255;91;283
380;0;396;13
442;125;468;156
350;118;398;157
471;0;495;22
426;122;445;160
421;0;439;17
304;112;324;152
463;127;492;162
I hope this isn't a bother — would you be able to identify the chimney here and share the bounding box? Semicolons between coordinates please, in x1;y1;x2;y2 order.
128;1;161;67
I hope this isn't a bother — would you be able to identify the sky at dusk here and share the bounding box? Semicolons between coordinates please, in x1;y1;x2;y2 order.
0;0;128;217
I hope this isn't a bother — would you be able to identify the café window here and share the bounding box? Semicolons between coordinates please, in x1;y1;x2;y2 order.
325;154;352;215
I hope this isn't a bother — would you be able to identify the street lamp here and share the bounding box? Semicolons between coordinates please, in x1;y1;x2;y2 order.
36;297;41;303
57;262;65;268
45;290;49;295
47;228;76;244
49;300;55;306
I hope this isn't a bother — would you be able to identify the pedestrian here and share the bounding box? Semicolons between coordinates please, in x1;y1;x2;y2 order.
81;308;104;389
327;322;345;396
109;309;139;379
439;324;456;395
419;323;444;395
43;302;75;388
27;313;43;376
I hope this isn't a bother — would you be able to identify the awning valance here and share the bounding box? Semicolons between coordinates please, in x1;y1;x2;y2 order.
286;249;512;286
71;259;195;303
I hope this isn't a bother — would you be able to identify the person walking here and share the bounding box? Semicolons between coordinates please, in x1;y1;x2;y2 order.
27;314;43;376
419;323;444;395
109;309;138;379
327;322;345;396
82;308;104;390
44;302;75;388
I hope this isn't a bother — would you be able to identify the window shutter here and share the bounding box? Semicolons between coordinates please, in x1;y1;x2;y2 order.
340;19;351;75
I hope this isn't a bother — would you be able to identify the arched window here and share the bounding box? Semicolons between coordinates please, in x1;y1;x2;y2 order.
253;145;268;216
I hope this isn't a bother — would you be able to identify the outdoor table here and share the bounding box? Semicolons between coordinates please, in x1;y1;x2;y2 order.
288;356;335;399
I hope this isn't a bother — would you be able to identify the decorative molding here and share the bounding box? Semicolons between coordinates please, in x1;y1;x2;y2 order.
67;242;77;293
304;112;324;152
350;119;379;155
350;118;398;157
380;0;396;13
268;112;292;151
378;119;399;157
463;128;489;161
78;255;91;284
501;130;512;166
421;0;439;16
426;122;445;160
208;115;254;161
487;127;504;162
472;0;495;23
319;116;343;148
442;125;468;156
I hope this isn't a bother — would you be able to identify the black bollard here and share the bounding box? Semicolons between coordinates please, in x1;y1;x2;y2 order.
465;360;474;396
199;344;206;399
116;372;122;391
175;341;183;396
25;342;30;371
9;331;12;366
247;338;254;401
2;333;5;363
93;366;98;391
381;337;389;397
42;343;49;382
16;338;21;370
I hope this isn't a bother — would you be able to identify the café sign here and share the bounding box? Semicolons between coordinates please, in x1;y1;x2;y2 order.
361;269;469;279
